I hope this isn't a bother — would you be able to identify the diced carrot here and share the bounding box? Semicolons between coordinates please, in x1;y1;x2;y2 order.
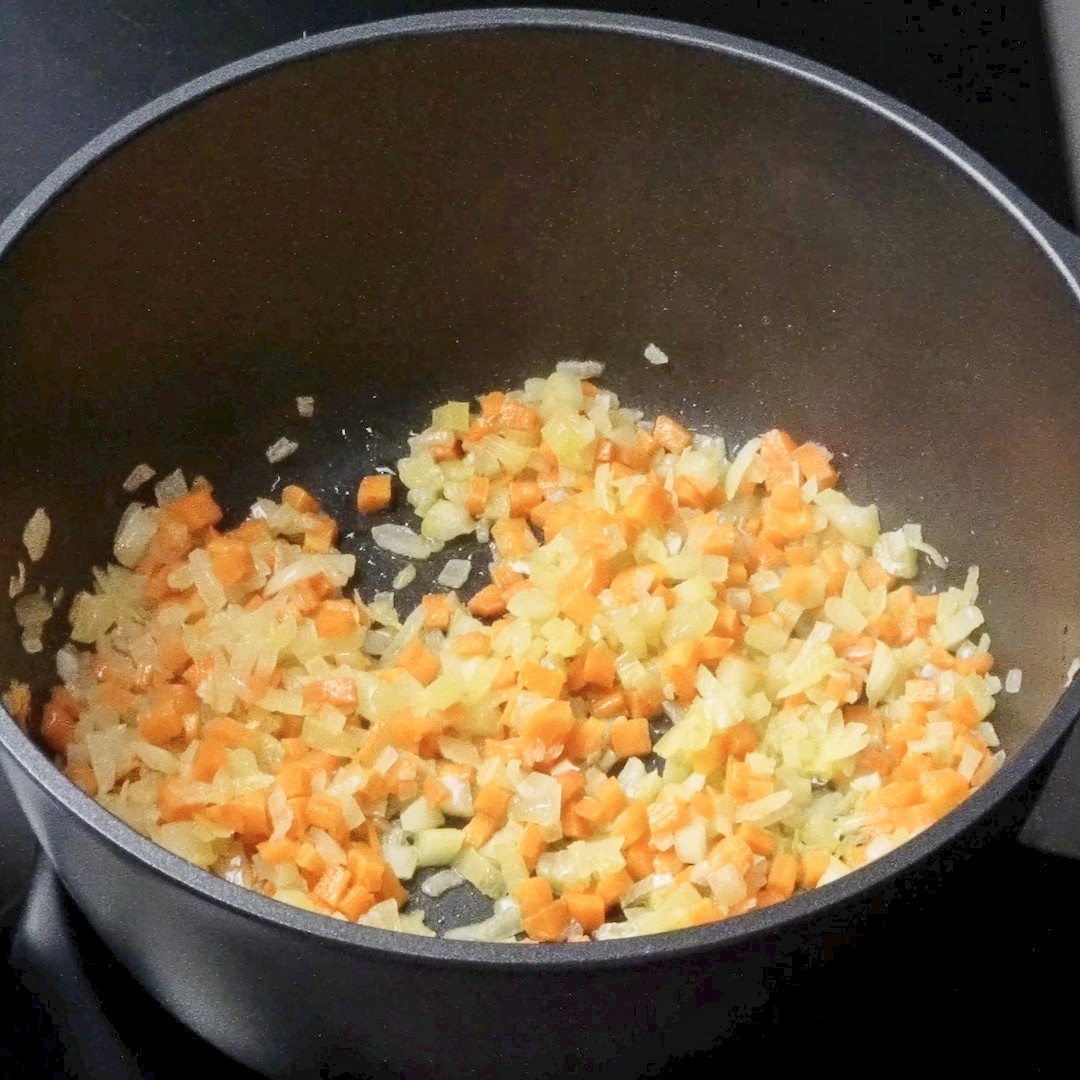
792;442;837;488
203;790;271;843
594;869;633;909
895;803;938;834
565;892;606;933
784;543;814;566
346;845;386;893
736;822;776;857
41;687;79;752
357;474;393;514
610;801;648;847
555;769;587;806
609;715;652;760
521;701;576;748
518;822;547;872
422;774;451;809
625;687;661;721
520;661;567;699
338;885;377;921
464;476;490;518
303;677;358;712
867;779;922;810
653;414;693;453
474;783;513;821
396;638;441;687
560;589;601;627
450;631;491;658
64;761;97;796
905;678;938;705
692;732;731;777
673;475;712;510
727;720;759;760
468;583;507;620
623;837;655;880
165;484;223;531
920;768;969;816
563;717;606;761
515;876;555;915
856;746;894;778
282;484;319;512
490;518;538;560
590;689;626;720
315;599;361;639
946;693;981;729
622;480;676;530
653;849;685;877
955;652;994;676
858;558;894;591
256;838;299;865
191;738;229;783
800;850;832;889
780;565;827;607
275;760;312;799
157;775;203;822
138;683;199;746
646;796;691;845
462;812;497;849
312;864;351;908
206;534;254;587
306;791;351;846
302;514;339;554
660;639;701;704
523;899;571;942
767;852;799;899
593;438;616;465
701;522;738;556
581;645;616;690
509;481;544;518
494;398;541;434
421;593;453;630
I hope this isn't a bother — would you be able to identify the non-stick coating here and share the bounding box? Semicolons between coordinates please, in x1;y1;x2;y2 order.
3;17;1080;1077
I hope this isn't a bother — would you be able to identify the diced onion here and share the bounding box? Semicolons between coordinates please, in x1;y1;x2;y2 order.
22;508;51;563
371;524;441;560
122;463;157;493
266;437;299;464
437;559;472;589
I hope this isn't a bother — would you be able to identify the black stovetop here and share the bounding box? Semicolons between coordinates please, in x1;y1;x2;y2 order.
2;2;1079;1077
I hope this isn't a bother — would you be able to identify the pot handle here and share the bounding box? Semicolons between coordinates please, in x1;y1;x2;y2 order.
9;860;142;1079
1019;708;1080;857
1012;203;1080;857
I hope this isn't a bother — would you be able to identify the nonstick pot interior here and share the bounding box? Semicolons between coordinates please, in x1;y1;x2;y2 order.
2;14;1080;1076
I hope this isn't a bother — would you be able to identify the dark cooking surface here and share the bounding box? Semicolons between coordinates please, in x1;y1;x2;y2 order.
2;1;1079;1076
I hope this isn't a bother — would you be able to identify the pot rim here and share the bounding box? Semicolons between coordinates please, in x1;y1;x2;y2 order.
2;6;1079;972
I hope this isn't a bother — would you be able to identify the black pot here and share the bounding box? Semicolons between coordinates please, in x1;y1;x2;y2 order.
3;10;1080;1077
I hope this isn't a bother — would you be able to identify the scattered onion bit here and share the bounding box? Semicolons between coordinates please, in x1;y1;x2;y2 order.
8;560;26;600
122;463;157;493
644;343;669;365
42;367;1007;943
266;437;298;464
392;564;417;591
22;508;50;563
296;396;315;418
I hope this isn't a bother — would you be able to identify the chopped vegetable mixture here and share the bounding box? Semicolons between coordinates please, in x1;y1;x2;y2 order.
39;365;1005;942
